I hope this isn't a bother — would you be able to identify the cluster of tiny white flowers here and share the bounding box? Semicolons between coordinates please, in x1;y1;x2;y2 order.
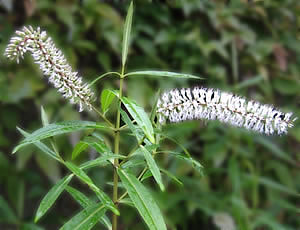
4;26;94;112
157;87;296;135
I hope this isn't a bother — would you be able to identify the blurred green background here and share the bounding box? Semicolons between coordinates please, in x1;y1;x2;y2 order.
0;0;299;229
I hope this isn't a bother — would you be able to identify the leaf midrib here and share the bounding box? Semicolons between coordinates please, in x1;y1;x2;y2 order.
122;171;158;230
124;99;152;138
73;205;105;230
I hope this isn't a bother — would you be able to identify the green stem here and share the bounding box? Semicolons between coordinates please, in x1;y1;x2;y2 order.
112;68;125;230
119;135;146;166
91;105;114;128
119;124;128;131
89;71;121;87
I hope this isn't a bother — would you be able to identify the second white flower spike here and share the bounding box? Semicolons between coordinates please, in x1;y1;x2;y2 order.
157;87;296;135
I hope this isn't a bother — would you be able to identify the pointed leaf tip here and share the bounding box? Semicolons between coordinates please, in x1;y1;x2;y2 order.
41;106;50;126
140;145;165;191
118;169;167;230
35;175;73;223
122;1;134;67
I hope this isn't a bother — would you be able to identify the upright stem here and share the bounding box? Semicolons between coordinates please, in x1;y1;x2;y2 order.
112;68;125;230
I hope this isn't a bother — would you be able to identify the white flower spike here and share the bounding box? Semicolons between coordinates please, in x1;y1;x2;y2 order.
4;26;94;112
157;87;297;135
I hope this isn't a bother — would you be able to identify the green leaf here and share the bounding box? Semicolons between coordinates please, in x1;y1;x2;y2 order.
273;78;299;95
140;146;165;191
21;223;44;230
150;89;161;123
81;136;113;156
66;186;93;207
121;156;146;169
122;1;133;67
59;203;107;230
159;133;192;157
120;109;144;142
17;127;61;162
13;121;109;153
72;142;89;160
255;137;295;165
65;162;94;187
80;154;125;170
66;186;112;230
160;168;183;186
40;106;60;156
35;153;61;183
235;75;263;89
93;189;119;216
124;70;203;79
166;151;203;174
141;169;153;182
107;92;154;143
64;162;119;215
121;97;155;143
118;169;167;230
118;198;134;207
0;195;18;224
101;89;116;114
245;174;299;196
89;72;121;87
35;175;73;222
40;106;49;126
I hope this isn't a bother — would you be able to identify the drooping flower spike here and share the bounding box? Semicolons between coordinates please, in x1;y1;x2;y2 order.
4;26;94;112
157;87;297;135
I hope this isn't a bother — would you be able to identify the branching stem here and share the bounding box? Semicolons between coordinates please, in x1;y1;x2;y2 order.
116;166;148;203
112;67;125;230
91;105;114;128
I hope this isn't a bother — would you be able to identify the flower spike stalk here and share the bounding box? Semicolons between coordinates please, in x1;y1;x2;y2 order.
157;87;296;135
4;26;94;112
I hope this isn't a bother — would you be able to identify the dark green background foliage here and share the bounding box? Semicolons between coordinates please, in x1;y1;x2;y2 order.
0;0;299;229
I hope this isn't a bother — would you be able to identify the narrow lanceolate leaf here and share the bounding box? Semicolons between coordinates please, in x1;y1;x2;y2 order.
140;146;165;191
17;127;61;162
64;162;119;215
141;169;153;182
66;186;93;207
160;168;183;186
118;169;167;230
41;106;49;126
0;195;18;223
255;137;295;165
66;186;112;230
120;109;144;142
93;189;119;216
13;121;108;153
167;151;203;175
105;90;154;143
122;97;155;143
65;162;94;187
122;1;133;67
72;142;89;160
245;175;299;196
101;89;116;114
35;175;73;223
59;203;107;230
80;154;125;170
160;133;203;173
81;136;113;155
40;106;60;156
124;70;203;79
